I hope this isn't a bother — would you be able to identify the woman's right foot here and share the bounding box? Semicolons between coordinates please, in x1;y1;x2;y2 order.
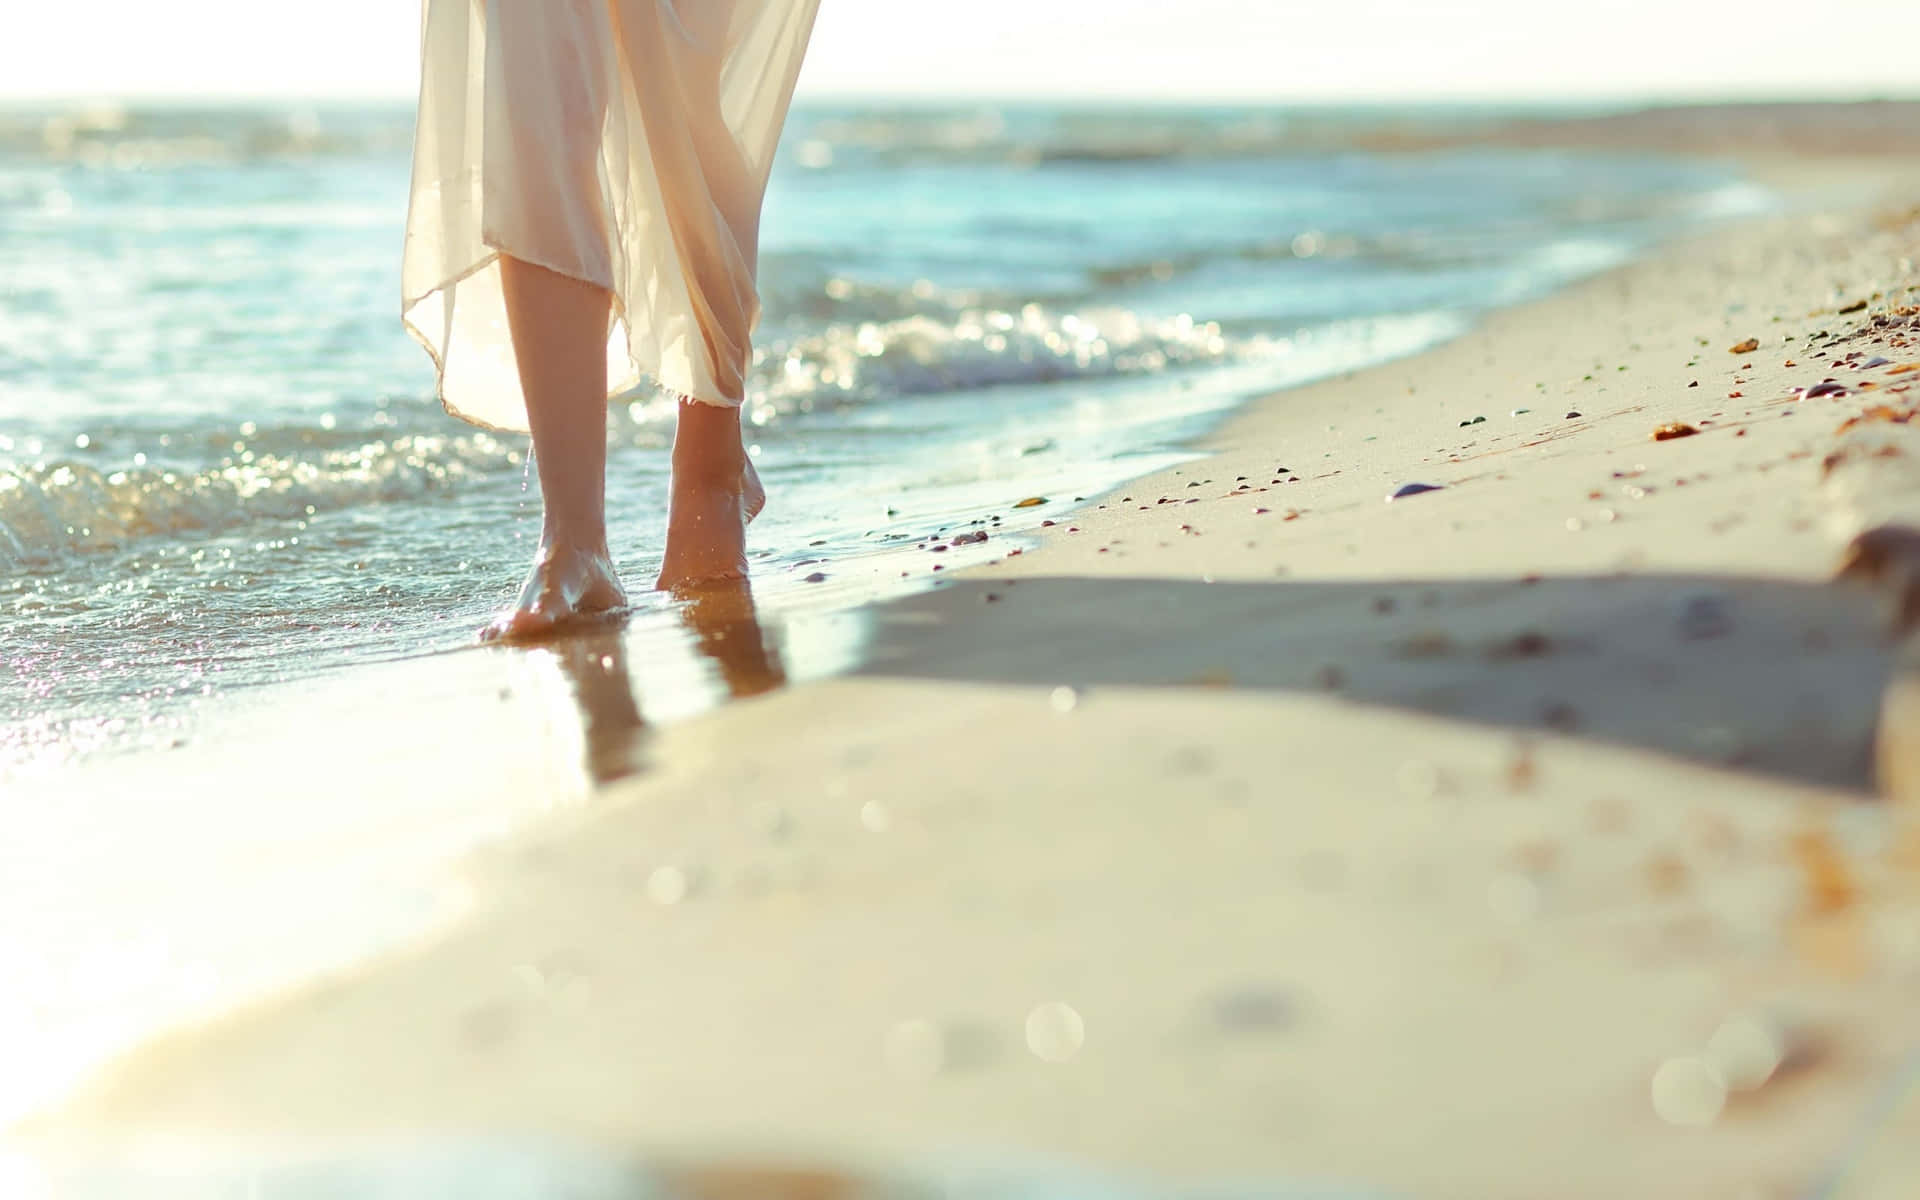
481;538;627;642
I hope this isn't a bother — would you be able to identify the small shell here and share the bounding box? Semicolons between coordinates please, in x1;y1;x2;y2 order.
1799;381;1850;399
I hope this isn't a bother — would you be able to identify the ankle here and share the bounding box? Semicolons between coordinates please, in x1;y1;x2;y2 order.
670;439;749;488
670;400;748;482
539;523;611;556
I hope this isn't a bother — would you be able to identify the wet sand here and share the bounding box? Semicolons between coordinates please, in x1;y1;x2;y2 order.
14;156;1920;1196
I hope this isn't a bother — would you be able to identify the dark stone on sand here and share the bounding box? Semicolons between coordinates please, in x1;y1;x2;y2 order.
1490;631;1553;659
803;572;828;583
1389;482;1445;500
1211;986;1298;1034
1565;411;1582;419
1838;299;1868;315
951;530;989;545
1800;381;1850;398
1680;594;1733;640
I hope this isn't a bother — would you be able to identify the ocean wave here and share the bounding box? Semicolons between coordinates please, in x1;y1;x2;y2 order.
0;432;520;563
0;299;1274;561
742;303;1266;420
0;105;413;165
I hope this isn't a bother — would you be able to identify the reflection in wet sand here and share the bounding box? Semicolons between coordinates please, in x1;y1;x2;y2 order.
539;582;787;785
540;629;650;784
671;580;788;701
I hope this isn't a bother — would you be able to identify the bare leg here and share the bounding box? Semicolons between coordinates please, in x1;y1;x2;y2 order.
655;398;766;590
481;255;627;642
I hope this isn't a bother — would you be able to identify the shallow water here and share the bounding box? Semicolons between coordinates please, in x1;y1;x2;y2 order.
0;101;1773;779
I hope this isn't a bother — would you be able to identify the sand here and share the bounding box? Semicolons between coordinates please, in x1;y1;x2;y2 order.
12;154;1920;1197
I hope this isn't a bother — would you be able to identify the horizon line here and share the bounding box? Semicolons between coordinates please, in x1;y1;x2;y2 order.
2;87;1919;110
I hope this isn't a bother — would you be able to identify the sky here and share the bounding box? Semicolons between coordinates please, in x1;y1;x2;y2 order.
3;1;1918;105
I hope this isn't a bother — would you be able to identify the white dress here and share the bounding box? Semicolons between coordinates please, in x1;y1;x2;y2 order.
402;0;820;432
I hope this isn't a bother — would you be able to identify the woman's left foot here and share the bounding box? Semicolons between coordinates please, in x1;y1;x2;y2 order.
654;455;764;590
655;400;765;591
481;538;627;642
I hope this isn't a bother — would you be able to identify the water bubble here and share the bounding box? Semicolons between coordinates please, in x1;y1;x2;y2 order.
1651;1056;1727;1126
1025;1002;1085;1063
1049;686;1080;714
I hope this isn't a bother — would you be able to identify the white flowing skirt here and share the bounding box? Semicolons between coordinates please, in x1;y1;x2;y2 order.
402;0;820;432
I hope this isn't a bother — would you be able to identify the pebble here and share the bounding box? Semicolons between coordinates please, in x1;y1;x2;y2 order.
1565;411;1582;419
1799;381;1849;398
1705;1012;1793;1092
803;572;827;583
1013;496;1047;508
1728;338;1760;354
1510;407;1531;416
1025;1002;1086;1063
1049;686;1080;713
951;530;989;545
1388;482;1444;501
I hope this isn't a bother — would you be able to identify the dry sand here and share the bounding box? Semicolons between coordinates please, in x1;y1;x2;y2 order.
12;159;1920;1198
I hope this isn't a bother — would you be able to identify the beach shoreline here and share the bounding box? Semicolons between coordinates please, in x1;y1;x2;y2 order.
11;138;1920;1196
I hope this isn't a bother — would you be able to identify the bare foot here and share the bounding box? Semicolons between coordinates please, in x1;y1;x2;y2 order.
655;456;765;589
655;397;767;591
481;538;627;642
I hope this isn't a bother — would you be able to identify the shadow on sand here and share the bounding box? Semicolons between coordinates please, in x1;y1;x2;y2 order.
839;570;1895;793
